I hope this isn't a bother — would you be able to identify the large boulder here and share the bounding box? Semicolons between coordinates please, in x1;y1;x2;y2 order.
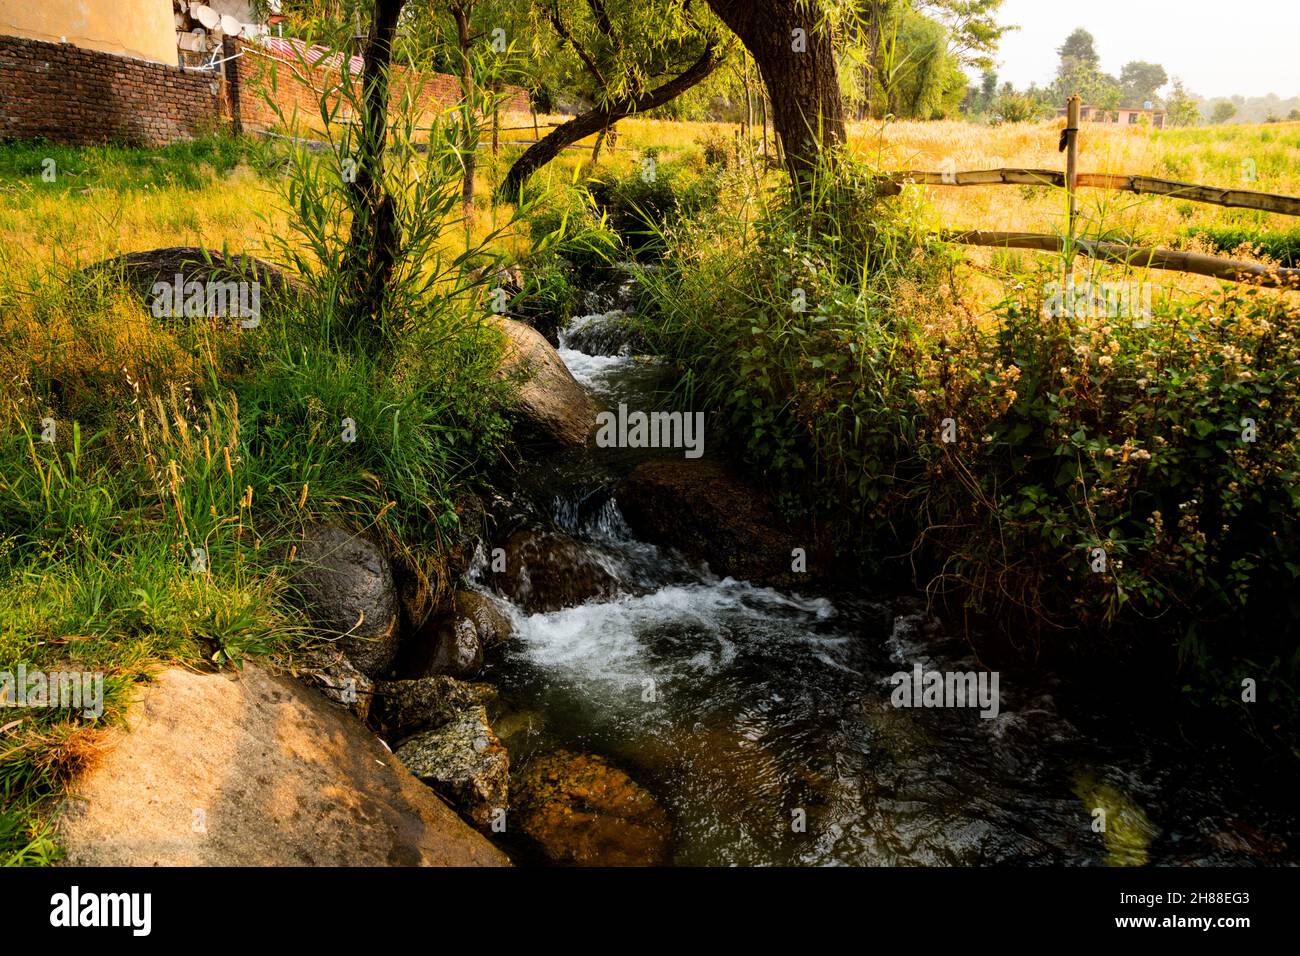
513;750;672;866
82;246;302;311
291;525;400;677
396;705;509;830
493;529;621;613
617;459;830;589
494;316;597;447
56;666;508;866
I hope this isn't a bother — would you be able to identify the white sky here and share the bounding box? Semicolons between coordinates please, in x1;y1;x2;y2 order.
989;0;1299;99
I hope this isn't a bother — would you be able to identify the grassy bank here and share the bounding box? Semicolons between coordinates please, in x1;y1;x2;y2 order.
0;136;522;863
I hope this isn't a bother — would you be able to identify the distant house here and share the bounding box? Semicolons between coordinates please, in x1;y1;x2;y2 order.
1061;104;1167;129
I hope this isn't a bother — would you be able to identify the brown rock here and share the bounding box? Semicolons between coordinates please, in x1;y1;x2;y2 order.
494;316;597;447
496;530;620;613
514;750;671;866
56;666;509;866
617;459;829;588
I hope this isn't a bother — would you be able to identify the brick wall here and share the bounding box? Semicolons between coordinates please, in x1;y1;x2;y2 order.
232;40;531;134
0;33;531;150
0;35;228;147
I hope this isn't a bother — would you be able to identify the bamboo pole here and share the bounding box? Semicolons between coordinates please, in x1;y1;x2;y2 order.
880;168;1300;217
939;230;1300;288
1064;95;1080;282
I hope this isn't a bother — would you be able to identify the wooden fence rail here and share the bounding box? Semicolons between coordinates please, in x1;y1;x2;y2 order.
882;95;1300;287
883;168;1300;217
942;231;1300;288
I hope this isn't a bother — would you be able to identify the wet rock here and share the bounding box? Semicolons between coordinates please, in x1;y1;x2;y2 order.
396;705;508;829
295;647;375;721
1206;818;1288;859
394;615;485;680
454;589;513;646
495;530;620;612
513;750;672;866
617;459;829;589
373;676;497;739
290;525;400;677
494;316;598;447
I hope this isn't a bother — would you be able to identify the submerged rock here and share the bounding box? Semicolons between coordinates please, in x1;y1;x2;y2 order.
290;525;400;677
617;459;829;589
513;750;672;866
373;676;497;739
495;529;620;612
494;316;598;447
396;705;509;830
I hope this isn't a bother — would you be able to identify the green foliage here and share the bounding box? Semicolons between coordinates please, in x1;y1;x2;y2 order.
639;155;1300;746
1182;224;1300;267
588;153;720;257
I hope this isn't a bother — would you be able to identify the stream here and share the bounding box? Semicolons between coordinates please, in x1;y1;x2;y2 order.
470;269;1297;867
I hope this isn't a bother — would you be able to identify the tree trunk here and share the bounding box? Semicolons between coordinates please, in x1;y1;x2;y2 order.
499;46;721;201
344;0;405;343
705;0;846;184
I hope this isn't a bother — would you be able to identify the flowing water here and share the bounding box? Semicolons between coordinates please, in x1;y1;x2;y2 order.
472;269;1297;867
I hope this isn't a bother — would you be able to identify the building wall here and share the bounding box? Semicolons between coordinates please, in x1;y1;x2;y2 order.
0;34;228;146
0;0;178;66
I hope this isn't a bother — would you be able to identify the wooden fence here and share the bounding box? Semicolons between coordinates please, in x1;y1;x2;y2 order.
882;96;1300;288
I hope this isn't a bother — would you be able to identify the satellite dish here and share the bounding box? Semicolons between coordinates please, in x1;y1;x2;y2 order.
192;5;220;30
1143;100;1153;110
220;14;243;36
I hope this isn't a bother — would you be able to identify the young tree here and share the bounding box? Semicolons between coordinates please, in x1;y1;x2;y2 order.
344;0;408;336
1211;100;1237;124
1166;78;1201;127
1119;60;1167;107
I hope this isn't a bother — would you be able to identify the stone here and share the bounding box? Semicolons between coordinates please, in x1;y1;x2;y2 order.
493;316;597;448
495;529;620;613
291;525;400;677
513;750;672;866
57;666;509;866
294;647;375;721
617;459;830;589
396;706;508;830
373;676;497;739
454;589;513;646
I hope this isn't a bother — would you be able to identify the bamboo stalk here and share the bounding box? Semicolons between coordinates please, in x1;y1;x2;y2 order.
883;168;1300;217
939;230;1300;288
1064;96;1080;282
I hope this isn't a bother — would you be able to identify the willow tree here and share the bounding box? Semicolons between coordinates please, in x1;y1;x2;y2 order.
498;0;728;200
702;0;848;185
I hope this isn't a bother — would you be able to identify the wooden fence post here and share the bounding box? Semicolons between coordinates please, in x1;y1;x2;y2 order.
1060;97;1081;283
1063;95;1080;283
